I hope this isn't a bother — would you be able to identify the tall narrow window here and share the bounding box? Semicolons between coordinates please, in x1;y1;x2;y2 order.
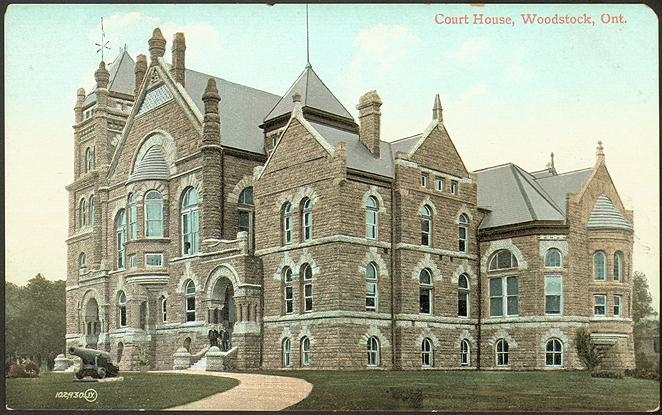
495;339;509;366
421;173;429;188
366;262;378;311
238;187;255;250
181;188;200;256
302;198;313;241
450;180;458;195
367;336;380;366
490;277;519;317
283;267;294;314
89;195;95;225
458;274;470;318
419;269;433;314
545;248;562;268
593;251;606;280
458;214;469;253
545;275;563;315
145;190;164;238
185;280;196;322
116;210;126;269
614;294;622;317
282;202;293;245
118;291;127;327
614;252;623;282
161;296;167;322
85;147;94;172
420;205;432;247
282;338;292;367
593;294;606;316
302;264;313;312
545;339;563;367
79;253;88;274
460;339;471;366
421;338;433;367
79;198;87;227
301;337;311;367
435;177;445;192
366;196;379;240
128;193;137;240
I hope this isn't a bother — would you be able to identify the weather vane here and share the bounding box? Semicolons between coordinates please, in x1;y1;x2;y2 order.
95;17;111;62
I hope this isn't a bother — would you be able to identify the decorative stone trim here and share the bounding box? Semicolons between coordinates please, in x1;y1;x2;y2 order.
278;326;293;343
395;243;477;260
358;247;389;279
451;259;477;286
176;262;201;294
539;238;569;259
132;130;178;175
417;196;437;215
540;327;571;350
455;204;474;223
228;174;257;205
456;329;477;348
480;239;528;272
205;264;241;300
359;325;391;349
487;329;518;349
131;180;169;201
264;310;392;323
273;251;298;281
176;173;203;203
293;186;319;208
256;235;390;256
297;325;317;345
411;253;442;282
361;186;387;213
416;329;441;348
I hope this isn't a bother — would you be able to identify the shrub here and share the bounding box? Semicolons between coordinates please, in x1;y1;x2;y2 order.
575;327;603;370
625;368;660;381
6;363;39;378
591;370;623;379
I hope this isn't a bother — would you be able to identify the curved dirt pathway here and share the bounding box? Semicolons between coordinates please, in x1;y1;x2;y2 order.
158;370;313;411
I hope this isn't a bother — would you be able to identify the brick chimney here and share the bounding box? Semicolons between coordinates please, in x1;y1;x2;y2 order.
357;90;382;158
134;54;147;96
170;32;186;86
74;88;85;124
148;28;166;66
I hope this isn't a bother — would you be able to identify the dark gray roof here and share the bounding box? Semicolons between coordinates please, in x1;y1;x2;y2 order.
84;50;136;106
264;65;354;122
388;134;421;158
476;163;572;229
535;168;592;215
309;122;394;178
587;195;632;230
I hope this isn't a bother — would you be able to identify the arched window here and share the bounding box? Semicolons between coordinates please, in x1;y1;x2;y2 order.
593;251;606;280
458;214;469;253
301;198;313;241
185;280;196;322
79;198;87;227
367;336;380;366
85;147;94;172
79;253;88;274
366;196;379;240
282;202;293;245
545;338;563;367
89;195;95;225
160;296;167;322
181;188;200;256
460;339;471;366
366;262;378;311
117;291;127;327
545;248;562;268
128;193;137;240
495;339;509;367
301;337;311;367
117;342;124;363
116;210;126;269
421;338;433;367
614;251;623;282
144;190;164;238
419;269;433;314
282;338;292;367
238;187;255;250
458;274;470;318
283;267;294;314
302;263;313;312
488;249;518;271
420;205;432;247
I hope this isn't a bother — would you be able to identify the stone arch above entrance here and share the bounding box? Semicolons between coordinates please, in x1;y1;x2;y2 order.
205;264;240;299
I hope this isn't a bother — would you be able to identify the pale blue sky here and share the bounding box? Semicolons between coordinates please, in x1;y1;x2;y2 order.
5;4;659;309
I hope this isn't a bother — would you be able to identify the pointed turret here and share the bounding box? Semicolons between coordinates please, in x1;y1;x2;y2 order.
596;140;605;164
94;61;110;90
134;54;147;96
148;28;166;66
432;94;443;122
170;32;186;86
202;78;221;145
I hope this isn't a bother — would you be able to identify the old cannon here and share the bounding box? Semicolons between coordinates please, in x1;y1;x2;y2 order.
68;347;119;379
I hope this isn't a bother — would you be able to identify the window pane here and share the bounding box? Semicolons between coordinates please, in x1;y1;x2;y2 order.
420;289;431;314
458;292;468;317
490;297;503;317
545;276;562;295
506;277;518;295
507;295;518;315
546;295;561;314
490;278;502;296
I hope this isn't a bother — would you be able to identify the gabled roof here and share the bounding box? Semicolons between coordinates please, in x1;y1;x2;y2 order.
587;195;633;230
476;163;568;229
535;168;593;216
264;65;354;122
84;49;136;106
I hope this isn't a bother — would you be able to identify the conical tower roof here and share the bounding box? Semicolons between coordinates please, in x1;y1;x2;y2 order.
587;195;633;230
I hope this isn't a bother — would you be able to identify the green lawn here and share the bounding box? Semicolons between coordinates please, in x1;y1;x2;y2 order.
5;371;239;410
260;370;660;411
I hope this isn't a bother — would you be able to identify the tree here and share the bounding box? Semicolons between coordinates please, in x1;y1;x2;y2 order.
575;327;603;370
632;271;657;324
5;274;66;365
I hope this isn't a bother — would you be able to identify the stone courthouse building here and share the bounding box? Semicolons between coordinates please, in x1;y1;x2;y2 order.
65;28;635;371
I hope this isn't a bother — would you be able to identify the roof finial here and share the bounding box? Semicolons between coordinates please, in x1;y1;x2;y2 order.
95;17;111;62
305;4;311;68
432;94;443;121
596;140;605;163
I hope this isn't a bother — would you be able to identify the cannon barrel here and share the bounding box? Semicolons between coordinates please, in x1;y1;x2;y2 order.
68;347;112;362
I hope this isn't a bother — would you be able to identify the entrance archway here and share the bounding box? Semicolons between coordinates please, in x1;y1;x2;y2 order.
83;297;100;348
209;276;236;350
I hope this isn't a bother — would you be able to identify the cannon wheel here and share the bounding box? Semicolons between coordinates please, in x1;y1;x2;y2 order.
75;370;84;380
97;367;106;379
